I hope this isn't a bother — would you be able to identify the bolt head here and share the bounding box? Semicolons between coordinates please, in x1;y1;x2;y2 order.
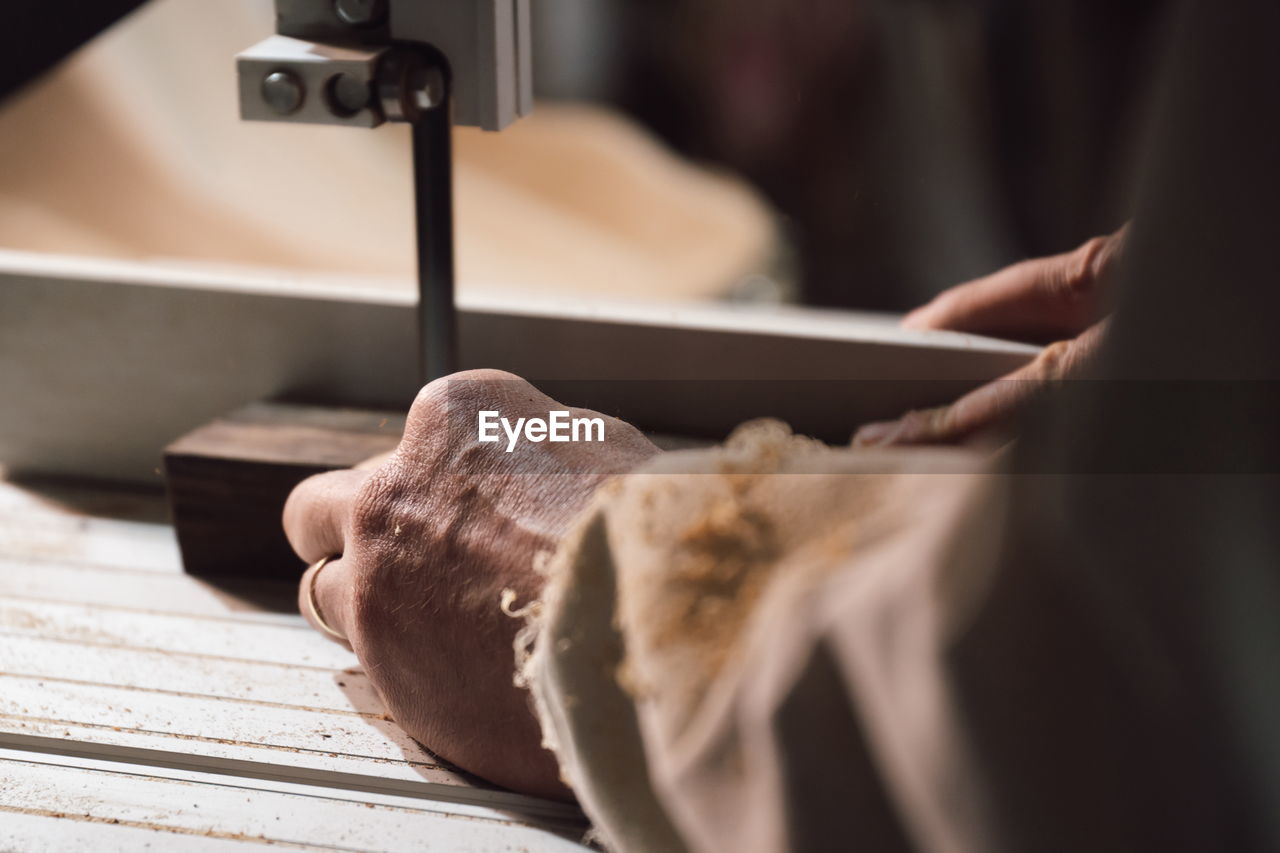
407;66;446;113
334;0;387;27
377;53;447;123
261;70;304;115
326;73;370;117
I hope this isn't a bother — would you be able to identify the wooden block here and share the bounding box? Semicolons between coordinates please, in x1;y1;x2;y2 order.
163;403;404;580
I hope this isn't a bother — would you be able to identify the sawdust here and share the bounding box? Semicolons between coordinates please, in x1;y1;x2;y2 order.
624;482;777;698
615;420;824;711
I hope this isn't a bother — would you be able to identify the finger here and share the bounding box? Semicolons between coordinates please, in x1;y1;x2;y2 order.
855;359;1051;447
852;376;1036;448
282;469;370;564
854;324;1107;447
401;369;554;454
903;233;1123;342
297;555;356;649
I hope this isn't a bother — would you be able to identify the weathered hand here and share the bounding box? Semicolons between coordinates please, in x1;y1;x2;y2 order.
283;370;660;798
854;228;1126;447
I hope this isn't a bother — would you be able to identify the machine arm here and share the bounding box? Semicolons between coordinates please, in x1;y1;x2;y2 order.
236;0;532;381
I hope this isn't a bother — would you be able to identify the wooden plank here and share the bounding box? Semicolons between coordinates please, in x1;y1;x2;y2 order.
163;403;403;581
0;751;587;850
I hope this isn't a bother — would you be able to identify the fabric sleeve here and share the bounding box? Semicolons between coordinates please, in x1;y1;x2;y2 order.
523;423;1234;853
520;422;999;852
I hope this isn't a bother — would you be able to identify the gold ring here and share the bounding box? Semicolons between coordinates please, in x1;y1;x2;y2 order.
305;555;348;642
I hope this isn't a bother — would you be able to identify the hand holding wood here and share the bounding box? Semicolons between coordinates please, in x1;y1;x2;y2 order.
854;228;1127;447
282;370;658;798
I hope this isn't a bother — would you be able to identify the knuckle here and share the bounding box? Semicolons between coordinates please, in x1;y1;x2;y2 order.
405;381;463;445
899;406;953;442
409;369;531;427
347;468;401;541
408;377;453;425
922;290;962;324
364;467;405;518
282;472;330;539
1059;236;1111;299
452;368;524;385
1033;339;1078;379
283;472;322;516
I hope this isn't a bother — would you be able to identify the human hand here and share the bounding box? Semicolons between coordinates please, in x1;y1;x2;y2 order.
283;370;660;798
854;228;1127;447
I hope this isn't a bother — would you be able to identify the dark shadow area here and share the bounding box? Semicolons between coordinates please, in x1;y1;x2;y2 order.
7;473;170;524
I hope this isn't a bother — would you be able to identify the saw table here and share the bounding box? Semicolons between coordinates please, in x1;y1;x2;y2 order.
0;477;587;851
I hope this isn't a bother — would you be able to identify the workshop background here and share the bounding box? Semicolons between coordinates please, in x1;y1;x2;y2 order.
0;0;1166;311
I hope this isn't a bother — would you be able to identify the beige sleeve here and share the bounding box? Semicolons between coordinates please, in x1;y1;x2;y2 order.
518;422;1002;852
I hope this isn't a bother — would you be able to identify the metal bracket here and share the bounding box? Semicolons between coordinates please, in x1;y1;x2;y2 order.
238;35;389;129
237;0;531;131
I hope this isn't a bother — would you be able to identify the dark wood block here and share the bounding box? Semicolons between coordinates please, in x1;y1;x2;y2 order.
164;403;404;580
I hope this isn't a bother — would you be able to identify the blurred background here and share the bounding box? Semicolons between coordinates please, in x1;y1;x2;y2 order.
0;0;1169;311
